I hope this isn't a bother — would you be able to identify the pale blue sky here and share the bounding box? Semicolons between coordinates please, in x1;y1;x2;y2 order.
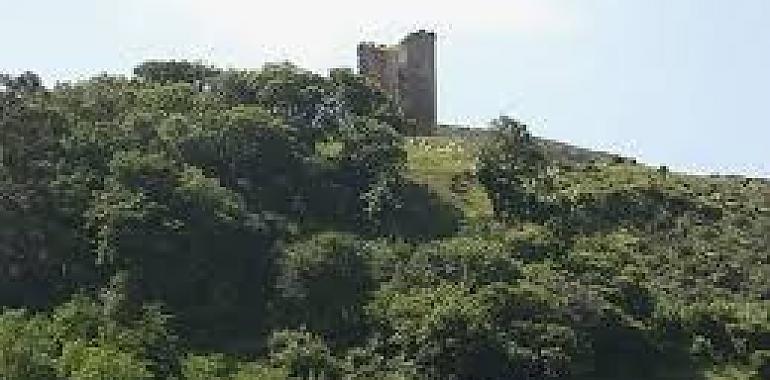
4;0;768;177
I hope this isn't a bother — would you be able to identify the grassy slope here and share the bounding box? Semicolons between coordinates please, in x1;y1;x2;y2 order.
404;136;493;222
405;134;768;232
404;134;768;380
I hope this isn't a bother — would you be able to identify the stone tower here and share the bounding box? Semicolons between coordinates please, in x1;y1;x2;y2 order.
357;30;437;134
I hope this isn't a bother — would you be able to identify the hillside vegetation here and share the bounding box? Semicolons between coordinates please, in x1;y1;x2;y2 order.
0;63;768;380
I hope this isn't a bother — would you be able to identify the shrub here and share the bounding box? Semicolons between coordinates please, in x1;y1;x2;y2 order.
0;311;57;380
268;329;340;379
57;342;153;380
477;116;553;222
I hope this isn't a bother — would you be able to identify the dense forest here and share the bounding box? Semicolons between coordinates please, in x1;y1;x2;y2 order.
1;61;769;380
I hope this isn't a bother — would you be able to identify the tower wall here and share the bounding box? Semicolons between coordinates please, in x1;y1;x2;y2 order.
398;30;436;134
357;31;437;135
357;43;400;97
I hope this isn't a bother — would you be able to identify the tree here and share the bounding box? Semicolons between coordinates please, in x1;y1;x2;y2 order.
133;60;222;84
274;232;375;344
477;116;553;222
0;72;91;308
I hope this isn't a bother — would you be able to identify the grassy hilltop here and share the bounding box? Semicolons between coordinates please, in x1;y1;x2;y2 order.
0;63;768;380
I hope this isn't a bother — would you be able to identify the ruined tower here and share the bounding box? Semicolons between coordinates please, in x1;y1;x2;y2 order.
357;30;437;135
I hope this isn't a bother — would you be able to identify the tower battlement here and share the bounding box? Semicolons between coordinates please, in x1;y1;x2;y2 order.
357;31;437;135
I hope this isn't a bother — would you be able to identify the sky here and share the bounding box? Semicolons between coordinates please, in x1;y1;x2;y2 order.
3;0;769;177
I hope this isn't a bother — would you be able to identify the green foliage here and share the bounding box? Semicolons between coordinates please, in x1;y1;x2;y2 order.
181;354;233;380
387;236;522;287
2;63;769;380
57;342;153;380
477;116;554;222
474;117;770;379
0;311;57;380
181;354;290;380
336;343;419;380
0;63;410;349
49;277;180;378
268;329;340;379
133;60;222;84
366;282;588;379
0;279;178;380
230;363;291;380
0;72;89;308
274;232;374;344
751;350;770;379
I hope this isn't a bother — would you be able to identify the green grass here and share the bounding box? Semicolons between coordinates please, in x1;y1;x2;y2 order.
404;136;493;222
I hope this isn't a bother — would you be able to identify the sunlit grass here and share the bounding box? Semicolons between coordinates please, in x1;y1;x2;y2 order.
404;136;493;221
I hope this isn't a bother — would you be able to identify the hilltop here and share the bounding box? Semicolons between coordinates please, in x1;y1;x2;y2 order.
0;63;768;380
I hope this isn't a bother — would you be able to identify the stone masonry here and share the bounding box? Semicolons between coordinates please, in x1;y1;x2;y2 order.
357;30;437;135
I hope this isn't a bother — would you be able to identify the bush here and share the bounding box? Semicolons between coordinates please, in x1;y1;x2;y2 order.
50;281;180;378
0;311;57;380
231;363;290;380
268;329;340;379
181;354;233;380
274;233;375;343
477;116;553;222
57;342;153;380
366;282;587;379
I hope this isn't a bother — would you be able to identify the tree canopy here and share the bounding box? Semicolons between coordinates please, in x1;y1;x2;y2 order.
0;62;768;379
